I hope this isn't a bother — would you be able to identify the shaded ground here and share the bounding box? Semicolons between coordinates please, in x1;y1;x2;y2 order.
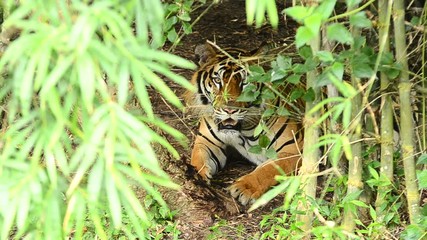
152;0;299;239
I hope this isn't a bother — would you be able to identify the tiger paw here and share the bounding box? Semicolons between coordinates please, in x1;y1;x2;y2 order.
198;166;213;183
228;173;269;205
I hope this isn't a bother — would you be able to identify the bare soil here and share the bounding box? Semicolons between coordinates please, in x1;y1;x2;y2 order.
151;1;299;239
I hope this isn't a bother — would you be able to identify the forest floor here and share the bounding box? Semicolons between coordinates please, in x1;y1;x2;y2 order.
149;0;301;239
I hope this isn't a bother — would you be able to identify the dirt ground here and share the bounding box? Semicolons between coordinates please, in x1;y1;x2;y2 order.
153;0;299;239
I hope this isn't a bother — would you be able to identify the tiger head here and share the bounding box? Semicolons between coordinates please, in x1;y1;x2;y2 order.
185;43;262;131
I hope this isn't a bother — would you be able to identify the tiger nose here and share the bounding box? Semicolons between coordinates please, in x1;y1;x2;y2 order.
223;108;238;114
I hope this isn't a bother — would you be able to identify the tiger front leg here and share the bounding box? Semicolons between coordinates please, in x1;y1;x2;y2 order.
190;135;226;182
229;155;301;205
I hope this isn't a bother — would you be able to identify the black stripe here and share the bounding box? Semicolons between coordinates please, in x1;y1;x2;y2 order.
239;136;246;147
205;121;224;145
207;148;221;172
247;134;260;142
276;138;297;153
199;132;227;155
267;118;290;149
198;130;220;148
197;73;209;104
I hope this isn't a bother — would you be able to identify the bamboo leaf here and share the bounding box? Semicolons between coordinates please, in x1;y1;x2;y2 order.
254;0;266;28
130;65;154;118
105;171;122;227
40;55;74;95
87;156;104;203
45;192;62;239
44;151;58;185
249;177;292;211
16;190;30;230
20;56;36;115
77;53;96;112
265;0;279;28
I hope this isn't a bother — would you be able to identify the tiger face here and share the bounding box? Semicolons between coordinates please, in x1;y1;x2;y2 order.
186;43;261;133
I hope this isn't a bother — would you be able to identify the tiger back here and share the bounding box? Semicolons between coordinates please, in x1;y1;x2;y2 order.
185;42;304;205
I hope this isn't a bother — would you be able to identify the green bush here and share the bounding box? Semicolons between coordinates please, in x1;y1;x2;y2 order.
0;0;194;238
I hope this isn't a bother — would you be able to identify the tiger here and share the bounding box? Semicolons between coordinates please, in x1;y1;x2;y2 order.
185;42;304;205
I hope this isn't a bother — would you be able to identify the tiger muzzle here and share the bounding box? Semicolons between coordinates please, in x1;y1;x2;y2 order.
218;118;241;130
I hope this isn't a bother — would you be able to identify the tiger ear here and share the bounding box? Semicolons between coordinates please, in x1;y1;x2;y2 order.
194;43;217;66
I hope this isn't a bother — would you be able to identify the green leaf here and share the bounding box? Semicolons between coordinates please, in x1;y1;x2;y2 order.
249;177;292;211
276;55;292;70
417;154;427;165
350;200;369;208
262;108;275;118
410;16;420;25
352;62;374;78
261;88;276;100
295;26;314;48
246;0;257;25
383;65;400;79
303;87;315;102
178;12;191;21
304;13;322;35
349;12;372;28
369;206;377;221
167;28;178;42
417;170;427;189
182;22;193;34
106;171;123;227
77;53;96;112
259;134;270;148
353;36;366;50
265;0;279;28
316;51;334;62
265;148;278;159
249;145;263;154
249;65;265;75
326;23;354;45
290;88;305;101
16;191;30;230
283;6;313;23
368;166;379;180
345;0;362;8
283;177;301;209
315;0;337;20
341;135;352;160
298;45;313;59
40;55;74;95
254;123;264;137
401;225;425;240
286;74;301;84
271;69;287;81
131;65;154;118
238;84;260;102
277;106;291;116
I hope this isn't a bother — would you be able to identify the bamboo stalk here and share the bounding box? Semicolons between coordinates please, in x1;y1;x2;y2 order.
375;0;394;221
341;16;363;232
421;2;427;153
296;16;321;236
393;0;421;224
